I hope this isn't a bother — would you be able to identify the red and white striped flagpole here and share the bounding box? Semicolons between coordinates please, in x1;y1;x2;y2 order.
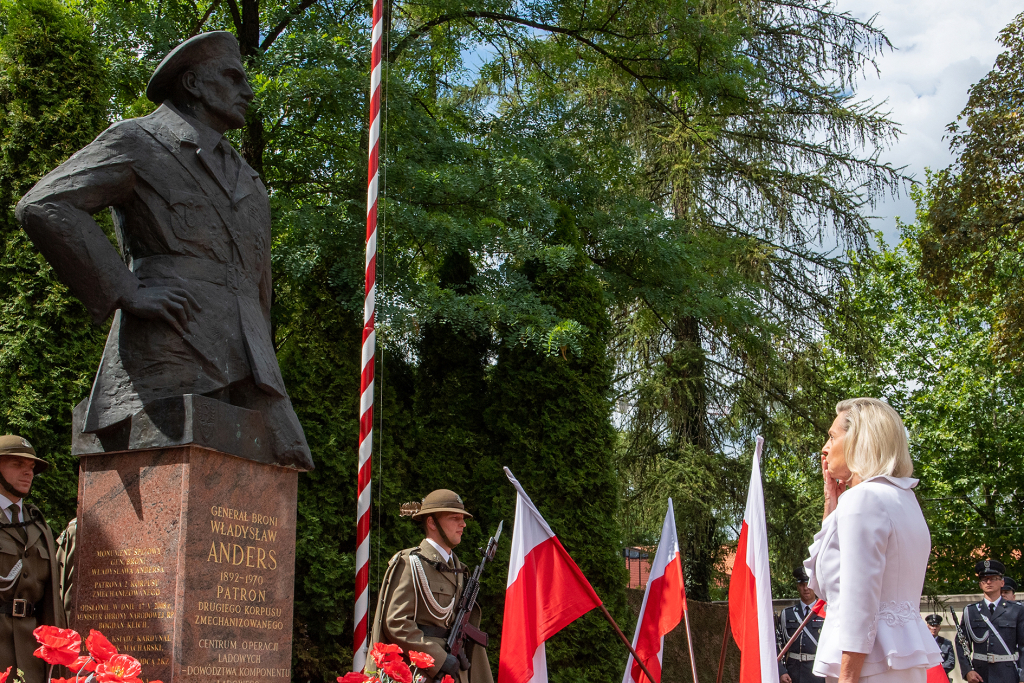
353;0;383;670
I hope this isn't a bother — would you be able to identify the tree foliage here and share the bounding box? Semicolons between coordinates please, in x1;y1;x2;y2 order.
0;0;108;530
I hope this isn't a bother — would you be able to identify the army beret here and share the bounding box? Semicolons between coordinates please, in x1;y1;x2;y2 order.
924;614;943;626
977;559;1006;578
0;435;49;473
1004;576;1018;591
411;489;473;520
793;566;809;583
147;31;241;104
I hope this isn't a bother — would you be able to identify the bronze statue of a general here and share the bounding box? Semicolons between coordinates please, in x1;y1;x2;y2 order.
15;32;313;470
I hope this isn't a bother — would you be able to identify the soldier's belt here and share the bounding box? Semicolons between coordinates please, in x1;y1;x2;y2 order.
787;653;816;662
972;653;1019;664
0;599;41;618
418;624;449;640
133;255;259;299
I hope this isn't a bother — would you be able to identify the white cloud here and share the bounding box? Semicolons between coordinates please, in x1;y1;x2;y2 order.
834;0;1021;243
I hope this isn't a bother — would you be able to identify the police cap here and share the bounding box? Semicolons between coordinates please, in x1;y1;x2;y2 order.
924;614;943;627
147;31;241;104
411;489;473;521
793;566;809;583
976;559;1006;578
0;435;49;474
1004;576;1018;592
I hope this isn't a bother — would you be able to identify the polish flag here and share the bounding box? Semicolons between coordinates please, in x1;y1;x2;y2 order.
728;437;779;683
622;499;685;683
499;467;603;683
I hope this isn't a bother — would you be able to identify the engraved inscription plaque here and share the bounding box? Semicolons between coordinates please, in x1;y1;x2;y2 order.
75;446;297;683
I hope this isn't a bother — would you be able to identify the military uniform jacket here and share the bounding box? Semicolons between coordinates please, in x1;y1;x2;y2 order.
936;635;955;675
368;540;493;683
955;599;1024;683
16;103;284;433
0;504;66;683
776;603;825;683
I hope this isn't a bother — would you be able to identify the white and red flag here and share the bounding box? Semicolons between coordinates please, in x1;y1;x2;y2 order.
728;436;779;683
622;498;685;683
499;467;603;683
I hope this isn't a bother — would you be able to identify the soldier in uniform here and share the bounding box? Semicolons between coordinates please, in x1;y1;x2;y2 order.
955;559;1024;683
368;490;493;683
0;436;67;682
1004;578;1019;604
926;614;956;679
777;567;824;683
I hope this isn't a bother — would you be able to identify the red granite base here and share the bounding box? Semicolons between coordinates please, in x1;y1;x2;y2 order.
74;446;297;683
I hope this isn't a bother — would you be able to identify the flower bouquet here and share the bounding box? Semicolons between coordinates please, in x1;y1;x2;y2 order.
31;626;162;683
338;643;454;683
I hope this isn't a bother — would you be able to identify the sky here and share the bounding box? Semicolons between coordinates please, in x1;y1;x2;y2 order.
833;0;1022;244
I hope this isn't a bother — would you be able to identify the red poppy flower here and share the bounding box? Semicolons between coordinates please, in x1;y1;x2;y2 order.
86;630;119;662
440;676;454;683
370;642;402;666
407;651;434;670
381;660;413;683
95;654;142;683
337;674;370;683
69;656;97;673
50;679;72;683
0;666;10;683
33;626;82;665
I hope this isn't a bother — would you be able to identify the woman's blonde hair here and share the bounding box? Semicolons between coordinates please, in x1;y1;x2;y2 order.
835;398;913;479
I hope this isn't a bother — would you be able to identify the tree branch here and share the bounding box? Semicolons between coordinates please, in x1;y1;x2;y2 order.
261;0;321;51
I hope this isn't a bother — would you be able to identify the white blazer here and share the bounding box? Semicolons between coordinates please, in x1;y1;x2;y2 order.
804;476;942;679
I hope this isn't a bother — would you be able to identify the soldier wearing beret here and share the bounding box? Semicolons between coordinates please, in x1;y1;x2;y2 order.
1004;578;1019;605
926;614;956;679
16;31;312;470
956;559;1024;683
0;436;67;682
776;567;824;683
367;490;493;683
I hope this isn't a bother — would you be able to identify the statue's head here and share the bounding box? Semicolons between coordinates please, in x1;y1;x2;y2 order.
146;31;253;133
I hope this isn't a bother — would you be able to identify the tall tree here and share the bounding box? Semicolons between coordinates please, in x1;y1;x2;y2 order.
0;0;108;528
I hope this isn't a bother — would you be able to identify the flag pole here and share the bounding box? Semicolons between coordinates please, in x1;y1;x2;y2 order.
715;612;730;683
597;603;659;683
777;600;825;662
683;606;700;683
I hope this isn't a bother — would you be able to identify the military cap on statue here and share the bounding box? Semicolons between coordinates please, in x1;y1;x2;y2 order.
410;489;474;520
146;31;241;104
925;614;943;627
976;558;1006;577
793;566;810;583
1004;576;1018;591
0;434;49;473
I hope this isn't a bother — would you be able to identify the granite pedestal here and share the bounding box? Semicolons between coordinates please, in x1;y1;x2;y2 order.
74;445;297;683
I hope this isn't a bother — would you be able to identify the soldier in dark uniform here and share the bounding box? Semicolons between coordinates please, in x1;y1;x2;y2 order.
0;436;67;683
955;559;1024;683
926;613;956;679
1003;577;1019;604
777;567;824;683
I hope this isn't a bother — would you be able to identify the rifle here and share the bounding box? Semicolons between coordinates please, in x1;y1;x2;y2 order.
447;521;503;671
950;606;973;668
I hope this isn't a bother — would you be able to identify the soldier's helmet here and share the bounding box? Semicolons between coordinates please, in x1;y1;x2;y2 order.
1003;576;1019;592
976;559;1006;578
0;435;50;474
925;614;943;627
411;489;474;521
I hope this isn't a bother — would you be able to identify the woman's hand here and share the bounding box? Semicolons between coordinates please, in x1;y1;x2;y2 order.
823;454;846;520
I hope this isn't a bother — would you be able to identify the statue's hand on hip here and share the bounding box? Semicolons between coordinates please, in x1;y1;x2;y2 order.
119;285;202;335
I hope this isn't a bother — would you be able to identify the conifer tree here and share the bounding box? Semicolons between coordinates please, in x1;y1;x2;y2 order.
485;205;627;682
0;0;108;526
